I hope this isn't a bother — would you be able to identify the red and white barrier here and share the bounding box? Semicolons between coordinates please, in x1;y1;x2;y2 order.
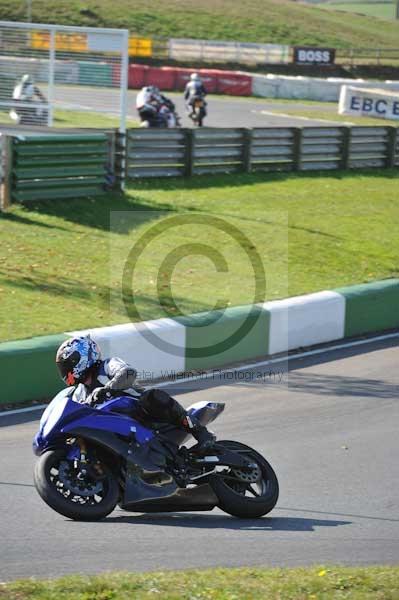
127;64;253;96
215;71;252;96
250;73;399;102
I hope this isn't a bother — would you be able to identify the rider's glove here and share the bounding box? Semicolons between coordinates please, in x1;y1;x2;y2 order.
87;387;109;406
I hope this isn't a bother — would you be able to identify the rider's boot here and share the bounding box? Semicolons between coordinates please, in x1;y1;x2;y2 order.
181;414;216;451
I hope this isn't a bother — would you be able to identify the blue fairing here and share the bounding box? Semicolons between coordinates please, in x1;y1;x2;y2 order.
33;388;85;454
33;388;154;455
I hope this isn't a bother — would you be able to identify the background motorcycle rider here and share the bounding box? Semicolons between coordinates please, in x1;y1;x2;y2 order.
136;85;177;127
158;94;179;128
55;335;215;450
135;85;161;125
184;73;207;117
11;74;47;125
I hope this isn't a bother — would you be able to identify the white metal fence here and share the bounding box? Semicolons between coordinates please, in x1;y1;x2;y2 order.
169;38;290;65
0;21;129;131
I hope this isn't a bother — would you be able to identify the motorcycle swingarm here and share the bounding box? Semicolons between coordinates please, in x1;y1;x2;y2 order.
193;447;254;470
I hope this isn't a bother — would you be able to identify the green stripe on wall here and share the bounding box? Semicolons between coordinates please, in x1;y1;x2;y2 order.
0;334;69;405
335;279;399;338
177;304;270;372
78;62;113;86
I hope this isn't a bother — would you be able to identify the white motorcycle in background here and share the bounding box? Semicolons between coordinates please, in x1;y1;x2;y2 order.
140;98;181;129
137;86;181;129
9;74;49;126
158;97;181;128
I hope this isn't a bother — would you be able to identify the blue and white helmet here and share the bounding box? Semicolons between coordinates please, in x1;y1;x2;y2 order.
56;335;101;385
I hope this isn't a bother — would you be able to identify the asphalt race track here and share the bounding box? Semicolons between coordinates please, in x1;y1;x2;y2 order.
160;93;342;128
72;88;344;128
0;88;345;134
1;336;398;581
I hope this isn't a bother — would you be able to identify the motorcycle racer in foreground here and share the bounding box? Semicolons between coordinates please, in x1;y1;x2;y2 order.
55;335;215;450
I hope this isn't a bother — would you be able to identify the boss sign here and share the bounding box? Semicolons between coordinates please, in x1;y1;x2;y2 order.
293;47;335;65
339;85;399;121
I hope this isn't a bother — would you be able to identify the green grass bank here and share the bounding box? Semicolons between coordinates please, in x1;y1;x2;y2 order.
320;1;396;20
0;109;139;129
1;169;398;343
2;566;399;599
268;106;399;126
1;0;399;49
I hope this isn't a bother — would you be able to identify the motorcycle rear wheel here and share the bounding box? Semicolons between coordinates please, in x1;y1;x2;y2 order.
34;449;119;521
196;109;204;127
209;440;279;518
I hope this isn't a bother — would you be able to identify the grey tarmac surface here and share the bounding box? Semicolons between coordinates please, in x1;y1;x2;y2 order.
1;335;398;581
168;93;344;128
0;88;345;133
80;88;345;128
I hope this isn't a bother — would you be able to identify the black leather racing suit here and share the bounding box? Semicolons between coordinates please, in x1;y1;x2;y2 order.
77;357;213;447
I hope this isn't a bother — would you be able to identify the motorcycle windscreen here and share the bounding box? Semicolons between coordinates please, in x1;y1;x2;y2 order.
39;387;84;439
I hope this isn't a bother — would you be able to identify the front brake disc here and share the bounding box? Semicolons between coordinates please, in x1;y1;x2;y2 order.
58;461;102;496
231;463;261;484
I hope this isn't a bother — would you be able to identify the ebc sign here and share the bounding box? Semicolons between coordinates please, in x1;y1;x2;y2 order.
294;47;335;66
339;85;399;121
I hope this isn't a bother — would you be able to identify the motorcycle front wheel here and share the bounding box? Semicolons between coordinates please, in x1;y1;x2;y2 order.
209;440;279;518
34;449;119;521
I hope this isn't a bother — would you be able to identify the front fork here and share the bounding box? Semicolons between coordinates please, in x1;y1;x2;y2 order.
67;438;105;481
75;438;88;480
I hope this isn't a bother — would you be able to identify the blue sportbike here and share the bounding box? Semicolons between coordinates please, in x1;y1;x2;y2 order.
33;386;279;521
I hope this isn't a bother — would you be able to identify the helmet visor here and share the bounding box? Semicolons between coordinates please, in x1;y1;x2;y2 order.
56;350;80;385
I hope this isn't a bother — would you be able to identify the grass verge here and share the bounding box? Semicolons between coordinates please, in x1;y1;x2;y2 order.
1;0;399;49
0;109;139;129
269;107;399;126
1;169;398;342
2;565;399;599
320;1;396;20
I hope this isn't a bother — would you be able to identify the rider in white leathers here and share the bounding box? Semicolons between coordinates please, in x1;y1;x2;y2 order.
136;86;178;128
136;86;161;124
10;74;47;125
184;73;207;117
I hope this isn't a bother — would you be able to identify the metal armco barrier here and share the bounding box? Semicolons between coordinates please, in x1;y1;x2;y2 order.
8;133;110;204
125;129;186;179
125;125;399;180
1;126;398;210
